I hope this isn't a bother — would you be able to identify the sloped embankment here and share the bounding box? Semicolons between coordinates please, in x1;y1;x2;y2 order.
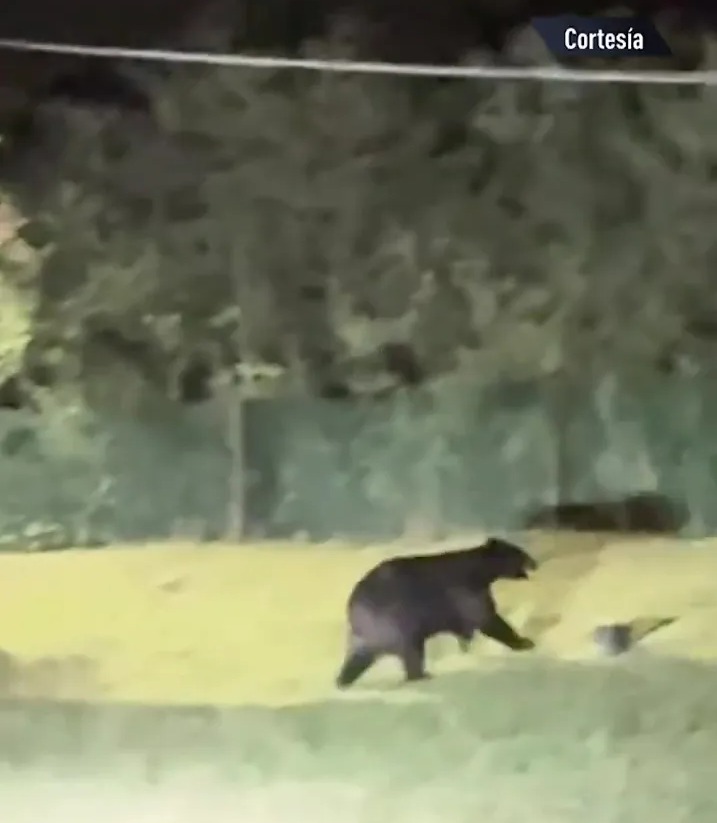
0;533;712;704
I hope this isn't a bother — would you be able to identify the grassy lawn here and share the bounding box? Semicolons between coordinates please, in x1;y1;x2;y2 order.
1;532;717;821
2;658;717;822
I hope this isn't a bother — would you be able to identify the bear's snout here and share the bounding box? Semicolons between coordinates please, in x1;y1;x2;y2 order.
517;555;538;578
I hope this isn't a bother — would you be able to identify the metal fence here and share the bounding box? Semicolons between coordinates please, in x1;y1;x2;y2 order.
0;369;715;546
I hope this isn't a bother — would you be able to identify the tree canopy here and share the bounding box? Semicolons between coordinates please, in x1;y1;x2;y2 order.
0;22;716;407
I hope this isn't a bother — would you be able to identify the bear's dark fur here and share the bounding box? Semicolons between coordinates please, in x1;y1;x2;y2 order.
335;537;537;688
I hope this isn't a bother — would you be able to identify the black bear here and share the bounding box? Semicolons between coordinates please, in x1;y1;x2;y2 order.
335;537;537;688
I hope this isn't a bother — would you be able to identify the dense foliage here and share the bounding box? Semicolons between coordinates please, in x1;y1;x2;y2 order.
2;34;717;405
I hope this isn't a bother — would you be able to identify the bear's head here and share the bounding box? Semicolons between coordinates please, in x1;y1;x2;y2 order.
478;537;537;581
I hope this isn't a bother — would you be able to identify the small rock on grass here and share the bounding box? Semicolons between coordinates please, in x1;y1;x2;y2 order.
593;623;632;656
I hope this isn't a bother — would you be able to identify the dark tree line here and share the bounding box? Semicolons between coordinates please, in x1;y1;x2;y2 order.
0;0;712;141
0;0;715;411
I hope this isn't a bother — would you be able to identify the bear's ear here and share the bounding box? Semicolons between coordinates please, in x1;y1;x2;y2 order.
483;536;517;554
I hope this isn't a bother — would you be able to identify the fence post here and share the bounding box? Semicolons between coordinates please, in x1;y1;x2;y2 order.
224;371;245;540
545;371;578;512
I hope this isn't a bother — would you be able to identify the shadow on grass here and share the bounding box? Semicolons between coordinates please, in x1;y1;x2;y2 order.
523;492;688;533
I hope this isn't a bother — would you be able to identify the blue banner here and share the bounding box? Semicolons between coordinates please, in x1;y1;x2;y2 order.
532;16;672;58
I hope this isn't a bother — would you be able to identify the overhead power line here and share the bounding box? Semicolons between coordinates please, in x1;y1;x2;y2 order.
0;37;715;85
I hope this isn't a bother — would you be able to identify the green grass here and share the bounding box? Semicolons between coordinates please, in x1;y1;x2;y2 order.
2;657;717;821
2;534;717;821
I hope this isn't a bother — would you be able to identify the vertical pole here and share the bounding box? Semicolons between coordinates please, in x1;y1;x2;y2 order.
225;238;246;541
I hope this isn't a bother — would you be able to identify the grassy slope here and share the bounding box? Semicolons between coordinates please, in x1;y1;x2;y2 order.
0;532;715;704
3;533;717;822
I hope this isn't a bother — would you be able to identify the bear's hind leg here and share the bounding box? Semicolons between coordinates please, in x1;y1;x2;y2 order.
399;636;430;682
455;626;475;652
336;646;378;688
